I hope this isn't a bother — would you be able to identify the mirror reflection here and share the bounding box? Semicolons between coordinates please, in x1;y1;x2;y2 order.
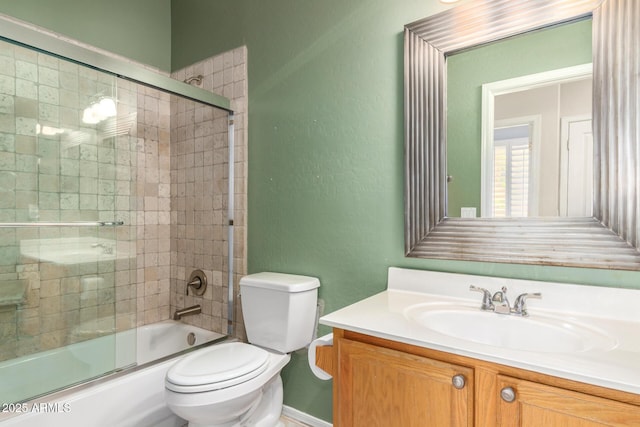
484;68;592;218
446;19;592;218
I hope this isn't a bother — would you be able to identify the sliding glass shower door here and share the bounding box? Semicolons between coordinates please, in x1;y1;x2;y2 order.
0;38;137;403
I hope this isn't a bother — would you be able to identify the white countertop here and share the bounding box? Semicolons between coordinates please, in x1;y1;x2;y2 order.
320;267;640;395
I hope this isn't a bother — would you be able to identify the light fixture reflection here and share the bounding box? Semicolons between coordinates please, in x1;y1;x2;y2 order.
98;98;117;117
36;124;65;136
82;97;117;125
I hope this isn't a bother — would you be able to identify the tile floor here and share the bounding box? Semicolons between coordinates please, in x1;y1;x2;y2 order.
179;415;310;427
280;415;311;426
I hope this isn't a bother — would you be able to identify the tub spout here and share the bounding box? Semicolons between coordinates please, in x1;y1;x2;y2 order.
173;305;201;320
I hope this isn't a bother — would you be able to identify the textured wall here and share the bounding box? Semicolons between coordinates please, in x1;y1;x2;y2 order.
0;0;172;71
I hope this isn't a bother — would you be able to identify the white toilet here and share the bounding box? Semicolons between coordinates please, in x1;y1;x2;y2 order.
164;272;320;427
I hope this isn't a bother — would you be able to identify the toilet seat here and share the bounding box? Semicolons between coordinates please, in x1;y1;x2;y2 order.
166;342;270;393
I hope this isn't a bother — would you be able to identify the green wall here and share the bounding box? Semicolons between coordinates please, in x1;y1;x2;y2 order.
447;19;592;217
0;0;172;71
1;1;639;423
171;1;640;422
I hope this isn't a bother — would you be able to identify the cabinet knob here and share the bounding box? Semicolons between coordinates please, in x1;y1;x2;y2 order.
452;374;466;389
500;386;516;403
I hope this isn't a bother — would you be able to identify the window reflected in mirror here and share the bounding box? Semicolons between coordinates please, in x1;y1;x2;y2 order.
492;123;531;217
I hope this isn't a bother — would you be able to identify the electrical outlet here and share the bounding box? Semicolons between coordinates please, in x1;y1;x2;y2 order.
461;207;477;218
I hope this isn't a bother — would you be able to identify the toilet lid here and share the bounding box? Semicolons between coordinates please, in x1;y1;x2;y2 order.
166;342;269;391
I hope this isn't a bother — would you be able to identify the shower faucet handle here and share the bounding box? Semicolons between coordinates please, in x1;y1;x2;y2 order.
186;269;208;296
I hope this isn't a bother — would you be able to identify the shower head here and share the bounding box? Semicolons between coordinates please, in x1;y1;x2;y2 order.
184;75;203;86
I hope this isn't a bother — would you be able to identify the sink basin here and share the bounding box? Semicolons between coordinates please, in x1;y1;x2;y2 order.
404;303;616;353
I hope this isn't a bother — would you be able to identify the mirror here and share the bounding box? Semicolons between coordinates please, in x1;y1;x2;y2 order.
404;0;640;270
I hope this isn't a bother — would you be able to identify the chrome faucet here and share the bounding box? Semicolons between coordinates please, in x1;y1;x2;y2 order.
492;286;511;314
173;305;201;320
469;285;541;317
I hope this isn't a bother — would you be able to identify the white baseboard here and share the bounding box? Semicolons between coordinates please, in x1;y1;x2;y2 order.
282;405;332;427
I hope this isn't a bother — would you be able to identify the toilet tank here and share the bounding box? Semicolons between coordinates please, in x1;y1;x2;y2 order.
240;272;320;353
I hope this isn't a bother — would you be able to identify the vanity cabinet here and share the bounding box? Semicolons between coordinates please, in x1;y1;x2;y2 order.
496;376;640;426
318;329;640;427
337;338;473;426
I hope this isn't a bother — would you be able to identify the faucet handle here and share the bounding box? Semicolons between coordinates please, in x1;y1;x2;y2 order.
469;285;494;311
512;292;542;316
186;269;207;296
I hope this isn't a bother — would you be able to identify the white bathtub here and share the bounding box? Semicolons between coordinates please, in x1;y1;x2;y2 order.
0;320;226;427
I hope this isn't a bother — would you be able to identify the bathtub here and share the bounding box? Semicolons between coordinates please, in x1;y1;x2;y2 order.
0;320;226;427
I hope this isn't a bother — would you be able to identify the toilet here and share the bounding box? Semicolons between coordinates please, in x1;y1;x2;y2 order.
164;272;320;427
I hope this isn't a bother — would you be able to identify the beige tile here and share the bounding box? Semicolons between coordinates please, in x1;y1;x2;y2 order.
280;416;312;427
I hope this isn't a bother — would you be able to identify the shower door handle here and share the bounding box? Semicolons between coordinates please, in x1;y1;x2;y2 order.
0;221;124;228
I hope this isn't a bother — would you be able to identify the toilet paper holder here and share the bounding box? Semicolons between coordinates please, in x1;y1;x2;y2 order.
308;333;334;380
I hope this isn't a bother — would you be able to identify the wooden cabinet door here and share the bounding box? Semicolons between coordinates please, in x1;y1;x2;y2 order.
336;338;473;427
496;375;640;426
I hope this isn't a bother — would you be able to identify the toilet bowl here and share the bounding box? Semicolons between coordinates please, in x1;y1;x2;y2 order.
165;342;290;427
164;272;320;427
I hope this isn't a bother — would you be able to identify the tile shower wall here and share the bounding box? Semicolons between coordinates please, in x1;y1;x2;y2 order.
134;85;172;327
0;29;247;364
0;39;138;361
170;46;248;338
